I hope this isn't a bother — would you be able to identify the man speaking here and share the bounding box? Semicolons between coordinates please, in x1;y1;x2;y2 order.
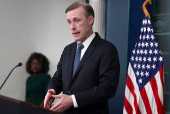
44;1;120;114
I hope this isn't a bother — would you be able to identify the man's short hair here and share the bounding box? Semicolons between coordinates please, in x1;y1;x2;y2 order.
65;1;94;19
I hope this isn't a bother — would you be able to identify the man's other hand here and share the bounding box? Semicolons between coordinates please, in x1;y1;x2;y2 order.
44;90;56;109
50;94;73;113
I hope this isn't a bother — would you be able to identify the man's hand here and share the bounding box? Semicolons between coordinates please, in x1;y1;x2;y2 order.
50;94;73;113
44;90;56;109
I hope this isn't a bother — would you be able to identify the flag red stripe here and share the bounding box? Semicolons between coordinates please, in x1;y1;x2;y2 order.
124;96;133;114
159;67;163;84
150;73;163;114
126;74;141;114
159;67;165;114
140;87;152;114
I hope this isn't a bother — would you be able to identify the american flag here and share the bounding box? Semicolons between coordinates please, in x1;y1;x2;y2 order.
123;15;165;114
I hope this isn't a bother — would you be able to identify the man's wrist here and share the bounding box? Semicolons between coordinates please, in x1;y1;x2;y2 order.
71;95;78;108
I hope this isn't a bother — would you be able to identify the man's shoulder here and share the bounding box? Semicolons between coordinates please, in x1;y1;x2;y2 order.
96;37;117;51
94;33;116;48
62;41;76;52
65;41;76;48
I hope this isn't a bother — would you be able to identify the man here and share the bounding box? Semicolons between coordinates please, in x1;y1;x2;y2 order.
44;1;120;114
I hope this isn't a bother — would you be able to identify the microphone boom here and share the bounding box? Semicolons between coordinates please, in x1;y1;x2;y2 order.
0;63;22;90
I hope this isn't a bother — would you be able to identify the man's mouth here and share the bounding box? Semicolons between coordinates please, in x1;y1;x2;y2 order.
73;32;80;35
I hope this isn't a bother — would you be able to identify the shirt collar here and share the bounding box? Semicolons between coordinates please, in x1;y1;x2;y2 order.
77;32;95;48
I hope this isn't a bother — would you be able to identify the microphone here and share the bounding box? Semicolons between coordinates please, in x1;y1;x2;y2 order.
0;62;22;90
17;62;22;67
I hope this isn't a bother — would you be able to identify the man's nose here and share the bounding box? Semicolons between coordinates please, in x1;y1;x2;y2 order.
70;22;76;30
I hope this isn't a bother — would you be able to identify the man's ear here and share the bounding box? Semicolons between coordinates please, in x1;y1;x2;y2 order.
88;15;94;26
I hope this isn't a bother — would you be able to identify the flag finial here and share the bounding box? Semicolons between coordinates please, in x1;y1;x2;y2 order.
142;0;152;20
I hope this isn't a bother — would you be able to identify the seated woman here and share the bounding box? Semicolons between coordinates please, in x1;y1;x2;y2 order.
25;52;51;107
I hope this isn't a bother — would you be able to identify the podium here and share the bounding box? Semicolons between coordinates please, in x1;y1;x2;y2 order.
0;95;60;114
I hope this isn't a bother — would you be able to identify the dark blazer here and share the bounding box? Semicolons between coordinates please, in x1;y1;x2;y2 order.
48;33;120;114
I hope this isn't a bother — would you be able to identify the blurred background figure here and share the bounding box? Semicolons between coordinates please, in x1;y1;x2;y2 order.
25;52;51;107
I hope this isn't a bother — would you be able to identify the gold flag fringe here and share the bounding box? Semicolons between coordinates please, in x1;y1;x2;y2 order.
142;0;152;20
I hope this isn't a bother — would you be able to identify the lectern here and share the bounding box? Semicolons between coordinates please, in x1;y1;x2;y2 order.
0;95;60;114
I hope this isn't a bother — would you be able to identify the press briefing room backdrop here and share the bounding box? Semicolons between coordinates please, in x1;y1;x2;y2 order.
0;0;169;114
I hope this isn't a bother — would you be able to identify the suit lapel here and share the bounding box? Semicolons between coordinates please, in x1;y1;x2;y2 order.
67;42;77;82
72;34;100;79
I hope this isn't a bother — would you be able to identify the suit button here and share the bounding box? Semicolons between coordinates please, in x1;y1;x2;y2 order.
68;90;70;93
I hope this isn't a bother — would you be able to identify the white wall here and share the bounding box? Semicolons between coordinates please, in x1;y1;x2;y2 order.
0;0;85;101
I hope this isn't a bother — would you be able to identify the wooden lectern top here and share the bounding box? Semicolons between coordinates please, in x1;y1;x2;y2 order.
0;94;61;114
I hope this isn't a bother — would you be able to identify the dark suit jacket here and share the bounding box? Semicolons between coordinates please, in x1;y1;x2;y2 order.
48;33;120;114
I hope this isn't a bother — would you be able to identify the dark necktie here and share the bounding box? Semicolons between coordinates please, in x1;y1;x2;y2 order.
73;43;84;76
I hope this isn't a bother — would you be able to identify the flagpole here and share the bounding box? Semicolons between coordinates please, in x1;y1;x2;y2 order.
142;0;152;20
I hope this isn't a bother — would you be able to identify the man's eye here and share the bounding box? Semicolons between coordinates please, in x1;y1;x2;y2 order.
76;20;79;22
68;21;71;24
